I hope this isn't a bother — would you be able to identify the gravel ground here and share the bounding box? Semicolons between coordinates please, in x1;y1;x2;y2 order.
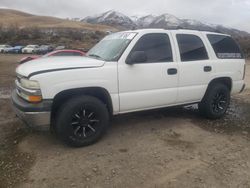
0;54;250;188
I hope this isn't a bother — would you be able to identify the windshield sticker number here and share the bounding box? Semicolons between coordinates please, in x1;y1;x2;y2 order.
106;32;137;40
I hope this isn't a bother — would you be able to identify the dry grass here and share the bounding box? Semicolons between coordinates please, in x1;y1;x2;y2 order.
0;9;117;32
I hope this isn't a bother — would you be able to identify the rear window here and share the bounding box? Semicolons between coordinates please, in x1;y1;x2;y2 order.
207;34;243;59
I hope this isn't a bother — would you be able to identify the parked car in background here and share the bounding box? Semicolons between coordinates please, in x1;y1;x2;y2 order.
19;49;86;64
0;45;12;53
22;45;39;54
4;46;24;53
35;45;54;54
2;46;13;53
77;48;89;53
54;46;65;50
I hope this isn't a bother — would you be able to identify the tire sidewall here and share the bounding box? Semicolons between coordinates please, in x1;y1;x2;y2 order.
56;96;109;147
200;83;230;119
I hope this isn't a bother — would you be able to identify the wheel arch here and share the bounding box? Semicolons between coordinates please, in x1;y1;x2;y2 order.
51;87;113;121
202;77;232;100
208;77;232;91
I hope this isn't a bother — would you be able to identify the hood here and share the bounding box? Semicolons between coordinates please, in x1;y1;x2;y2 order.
16;56;105;78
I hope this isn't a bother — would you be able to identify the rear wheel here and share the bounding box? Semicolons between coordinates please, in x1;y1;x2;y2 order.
199;83;230;119
55;95;109;147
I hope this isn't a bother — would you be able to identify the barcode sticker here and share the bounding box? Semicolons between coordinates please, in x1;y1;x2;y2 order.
106;32;137;40
217;53;242;59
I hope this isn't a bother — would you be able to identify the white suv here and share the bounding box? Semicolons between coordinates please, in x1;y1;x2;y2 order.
12;29;246;147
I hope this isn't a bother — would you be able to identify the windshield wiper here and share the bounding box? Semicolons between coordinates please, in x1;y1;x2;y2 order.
88;54;102;59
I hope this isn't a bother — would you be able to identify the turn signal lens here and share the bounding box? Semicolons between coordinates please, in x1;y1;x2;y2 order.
28;95;42;103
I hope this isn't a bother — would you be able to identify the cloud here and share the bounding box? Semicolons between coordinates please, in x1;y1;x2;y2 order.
0;0;250;32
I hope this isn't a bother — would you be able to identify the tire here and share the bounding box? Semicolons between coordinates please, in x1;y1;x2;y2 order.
198;83;230;119
55;95;109;147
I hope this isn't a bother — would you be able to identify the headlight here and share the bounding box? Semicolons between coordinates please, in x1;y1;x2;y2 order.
16;78;42;103
20;78;40;89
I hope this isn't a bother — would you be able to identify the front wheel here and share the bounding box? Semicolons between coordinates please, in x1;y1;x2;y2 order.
55;95;109;147
199;83;230;119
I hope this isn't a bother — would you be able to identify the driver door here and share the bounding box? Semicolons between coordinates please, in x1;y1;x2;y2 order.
118;32;179;113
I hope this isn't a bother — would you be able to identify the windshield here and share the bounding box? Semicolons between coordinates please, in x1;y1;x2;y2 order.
87;32;137;61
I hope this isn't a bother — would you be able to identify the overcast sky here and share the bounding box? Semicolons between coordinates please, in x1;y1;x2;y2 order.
0;0;250;32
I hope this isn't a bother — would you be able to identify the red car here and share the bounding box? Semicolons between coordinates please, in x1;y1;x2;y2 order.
19;49;86;64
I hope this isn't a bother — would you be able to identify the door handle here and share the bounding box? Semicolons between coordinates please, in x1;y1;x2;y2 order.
167;68;177;75
204;66;212;72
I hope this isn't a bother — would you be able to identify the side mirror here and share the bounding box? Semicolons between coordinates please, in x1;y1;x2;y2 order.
126;51;147;64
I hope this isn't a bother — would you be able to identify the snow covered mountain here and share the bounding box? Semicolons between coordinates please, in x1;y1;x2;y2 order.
82;10;136;29
148;13;184;28
82;10;249;37
132;14;159;28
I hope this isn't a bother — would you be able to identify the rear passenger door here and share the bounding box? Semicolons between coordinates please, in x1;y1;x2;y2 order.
172;31;214;104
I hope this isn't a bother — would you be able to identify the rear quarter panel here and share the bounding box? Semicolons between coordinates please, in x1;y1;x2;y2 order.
201;32;245;94
212;59;245;93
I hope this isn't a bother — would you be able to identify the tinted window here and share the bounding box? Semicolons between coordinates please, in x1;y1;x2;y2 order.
207;34;243;59
128;33;173;63
52;52;82;56
177;34;208;61
71;52;83;56
51;52;67;56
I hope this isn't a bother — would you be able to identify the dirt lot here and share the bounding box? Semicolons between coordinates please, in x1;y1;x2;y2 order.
0;54;250;188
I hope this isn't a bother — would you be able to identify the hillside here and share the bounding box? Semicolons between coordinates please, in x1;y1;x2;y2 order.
0;9;116;32
0;9;118;50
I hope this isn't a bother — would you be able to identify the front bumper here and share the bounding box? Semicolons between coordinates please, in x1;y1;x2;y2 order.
11;91;52;129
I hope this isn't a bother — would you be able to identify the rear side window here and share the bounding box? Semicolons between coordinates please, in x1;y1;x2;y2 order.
207;34;243;59
176;34;209;62
129;33;173;63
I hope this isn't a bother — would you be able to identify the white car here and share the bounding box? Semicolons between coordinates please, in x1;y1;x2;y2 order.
0;45;12;53
12;29;246;147
22;45;39;54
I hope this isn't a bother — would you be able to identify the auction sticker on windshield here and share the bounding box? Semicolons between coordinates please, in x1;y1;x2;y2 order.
106;32;137;40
